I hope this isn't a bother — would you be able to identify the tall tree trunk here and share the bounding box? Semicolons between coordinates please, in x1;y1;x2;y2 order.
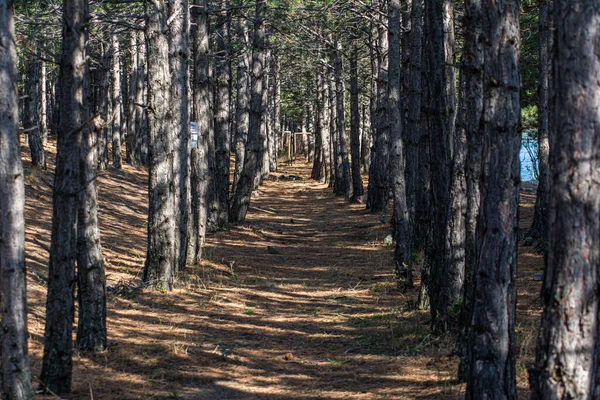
76;116;106;352
232;18;250;196
271;54;280;171
389;0;412;288
333;40;351;198
168;0;190;273
213;0;231;227
443;0;456;149
367;0;390;212
110;33;122;169
135;31;147;166
41;0;89;393
259;48;271;183
465;0;520;397
527;0;550;244
229;0;265;223
456;0;484;382
360;102;371;174
97;38;110;170
349;38;364;202
423;0;452;332
0;1;35;397
143;0;176;289
127;33;139;167
405;0;423;250
187;0;211;265
40;50;48;146
24;58;46;169
531;2;600;398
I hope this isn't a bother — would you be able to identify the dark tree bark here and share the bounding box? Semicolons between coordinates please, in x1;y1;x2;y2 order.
271;54;280;171
405;0;423;250
40;50;48;146
311;65;331;183
443;0;456;148
0;1;35;396
349;37;364;202
135;31;148;165
24;58;46;170
143;0;176;289
127;32;140;167
259;47;271;184
232;18;250;195
367;0;390;213
187;0;211;265
423;0;452;332
527;0;550;244
213;0;231;227
530;2;600;398
465;0;520;397
97;37;110;171
333;40;351;198
168;0;190;273
229;0;265;223
456;0;484;382
388;0;412;288
110;33;123;169
41;0;89;393
360;102;371;174
76;115;106;352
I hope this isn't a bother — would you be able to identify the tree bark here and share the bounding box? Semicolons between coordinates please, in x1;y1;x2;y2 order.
232;18;250;196
110;33;123;169
527;0;550;244
97;37;110;171
530;2;600;398
349;38;364;202
24;58;46;170
41;0;89;393
465;0;520;397
0;1;35;396
127;32;140;167
229;0;265;223
143;0;176;289
333;40;351;198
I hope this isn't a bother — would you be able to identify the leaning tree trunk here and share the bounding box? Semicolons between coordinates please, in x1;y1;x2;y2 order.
212;0;231;227
110;33;123;169
40;0;88;394
143;0;176;289
465;0;520;397
388;0;412;288
527;0;550;245
456;0;484;382
349;37;364;202
0;1;35;397
530;2;600;398
187;0;211;266
229;0;265;223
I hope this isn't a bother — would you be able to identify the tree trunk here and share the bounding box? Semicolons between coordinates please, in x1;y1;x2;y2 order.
271;54;280;171
40;0;88;393
40;51;48;146
127;32;139;167
527;0;550;245
168;0;190;273
423;0;452;332
213;0;231;227
187;0;211;265
110;33;123;169
229;0;265;223
232;18;250;196
443;0;456;150
349;38;364;202
76;115;106;352
465;0;520;397
24;58;46;170
456;0;484;382
0;1;35;396
97;38;110;171
143;0;176;289
361;102;371;174
389;0;412;288
531;2;600;398
259;48;271;184
135;31;148;165
367;0;390;213
333;40;351;198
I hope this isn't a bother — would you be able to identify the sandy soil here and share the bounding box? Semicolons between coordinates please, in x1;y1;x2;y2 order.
22;142;544;399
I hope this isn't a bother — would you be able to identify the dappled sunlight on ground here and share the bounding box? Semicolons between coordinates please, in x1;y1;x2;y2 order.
21;141;543;399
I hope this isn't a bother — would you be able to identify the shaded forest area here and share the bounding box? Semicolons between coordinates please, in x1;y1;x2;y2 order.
0;0;598;399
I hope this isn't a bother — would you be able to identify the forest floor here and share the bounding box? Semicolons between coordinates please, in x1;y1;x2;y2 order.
24;142;543;399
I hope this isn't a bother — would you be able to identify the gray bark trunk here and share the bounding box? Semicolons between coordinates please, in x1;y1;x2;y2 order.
126;33;140;167
0;1;35;397
143;0;176;289
97;37;110;171
110;33;122;169
333;41;351;198
531;2;600;398
465;0;520;397
229;0;265;223
24;58;46;170
349;38;364;202
41;0;89;393
232;18;250;195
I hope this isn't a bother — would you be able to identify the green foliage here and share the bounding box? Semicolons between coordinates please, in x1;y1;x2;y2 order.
521;105;538;130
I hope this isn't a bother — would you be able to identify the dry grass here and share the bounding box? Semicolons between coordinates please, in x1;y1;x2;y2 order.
22;140;543;399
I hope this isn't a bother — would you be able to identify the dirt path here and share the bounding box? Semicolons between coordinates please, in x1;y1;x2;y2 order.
24;152;541;399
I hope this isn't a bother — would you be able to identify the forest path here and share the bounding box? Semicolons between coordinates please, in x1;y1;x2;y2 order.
28;155;462;400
